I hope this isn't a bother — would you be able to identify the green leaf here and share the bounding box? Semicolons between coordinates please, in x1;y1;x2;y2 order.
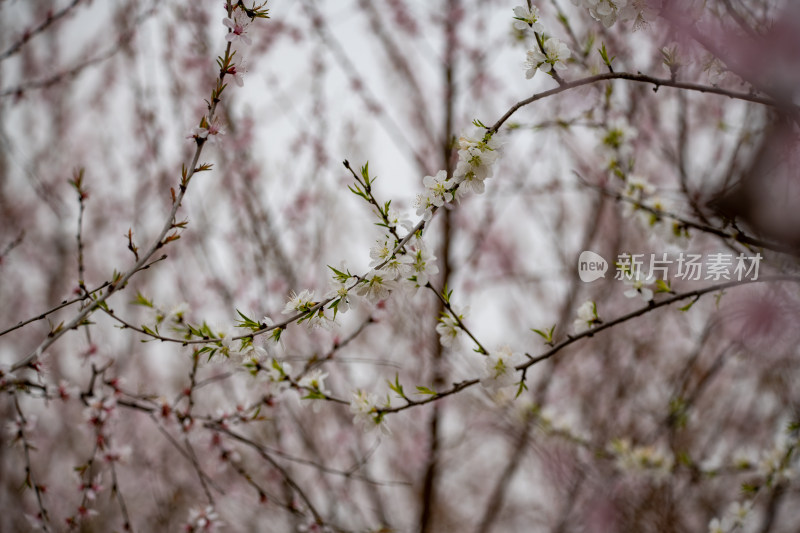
360;162;373;188
441;283;452;304
531;325;555;344
327;264;351;282
677;451;693;467
515;378;528;399
235;309;261;330
679;297;698;312
415;386;437;396
655;279;672;294
388;373;406;399
714;290;725;309
598;43;615;70
141;325;158;338
740;482;759;495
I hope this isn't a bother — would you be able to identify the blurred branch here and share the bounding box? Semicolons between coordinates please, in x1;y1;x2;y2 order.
488;71;798;135
580;177;800;257
0;0;84;62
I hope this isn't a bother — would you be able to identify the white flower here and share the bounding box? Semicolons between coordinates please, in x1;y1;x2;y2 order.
324;280;352;315
456;129;501;152
644;198;690;248
436;305;469;348
452;131;501;200
283;289;316;315
708;517;725;533
456;146;498;182
349;389;375;424
403;239;439;290
187;118;224;144
731;448;759;469
227;57;248;87
601;119;637;152
103;444;132;464
704;56;728;86
480;346;524;393
623;271;654;302
299;370;330;397
454;131;501;178
240;345;269;373
382;256;413;282
266;358;292;386
422;170;455;207
610;438;673;481
624;176;654;196
413;191;436;221
223;9;252;45
759;444;793;481
512;5;544;32
620;175;654;217
355;270;397;304
349;390;390;435
574;0;659;29
386;208;414;234
369;237;395;268
52;379;80;401
80;474;104;501
413;167;462;221
572;0;629;27
6;415;36;442
165;302;189;326
186;505;222;532
454;167;486;199
619;0;661;30
218;326;240;356
524;37;571;78
573;300;599;333
725;501;751;529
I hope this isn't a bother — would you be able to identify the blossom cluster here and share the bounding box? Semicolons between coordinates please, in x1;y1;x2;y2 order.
513;6;571;79
609;438;674;481
620;175;690;247
708;501;752;533
524;37;571;79
414;130;502;222
599;119;691;248
570;0;661;29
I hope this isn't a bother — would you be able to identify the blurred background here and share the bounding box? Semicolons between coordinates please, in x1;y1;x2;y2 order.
1;0;799;531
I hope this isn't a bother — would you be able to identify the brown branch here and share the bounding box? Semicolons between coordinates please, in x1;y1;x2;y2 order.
487;72;796;136
0;255;166;338
378;276;800;416
0;0;84;62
